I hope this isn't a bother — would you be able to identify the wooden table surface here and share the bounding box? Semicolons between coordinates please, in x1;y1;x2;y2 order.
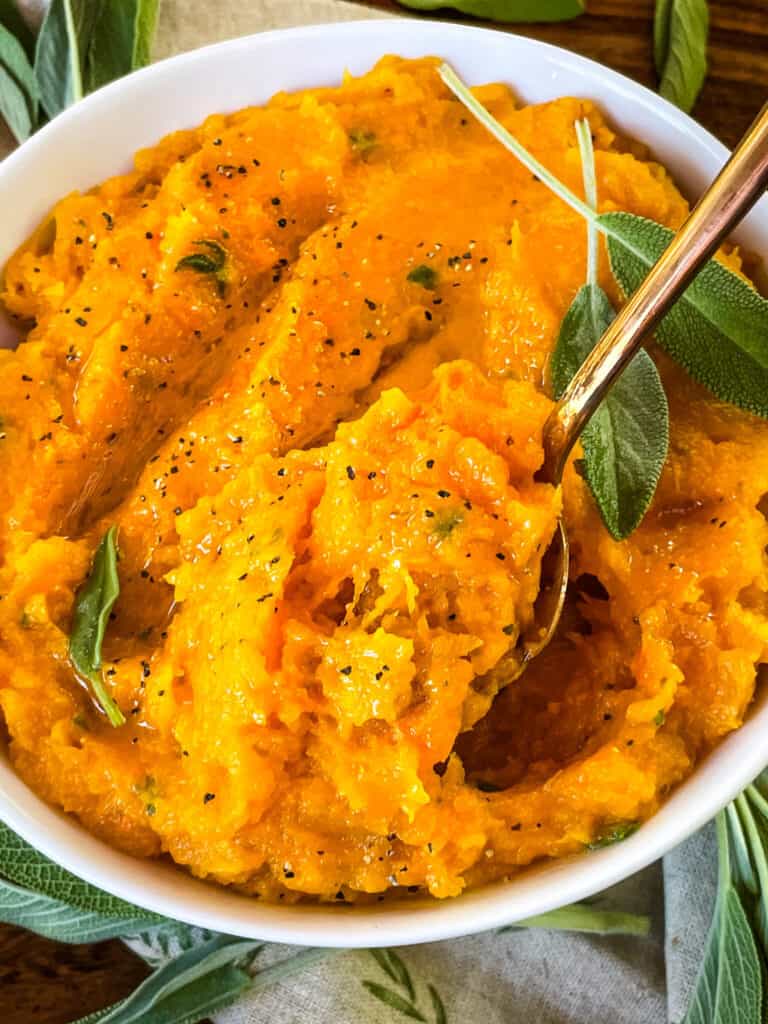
1;1;766;1021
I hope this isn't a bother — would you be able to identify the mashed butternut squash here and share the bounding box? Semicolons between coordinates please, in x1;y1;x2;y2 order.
0;57;766;901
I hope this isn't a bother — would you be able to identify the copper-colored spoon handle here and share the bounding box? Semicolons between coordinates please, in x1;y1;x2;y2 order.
541;101;768;486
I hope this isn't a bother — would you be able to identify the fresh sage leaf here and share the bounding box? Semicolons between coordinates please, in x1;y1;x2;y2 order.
654;0;709;113
552;285;669;539
95;965;254;1024
0;19;38;107
602;211;768;418
0;819;162;918
0;874;154;942
552;119;668;540
91;935;262;1024
683;812;764;1023
85;1;136;92
85;0;159;93
34;0;99;118
74;947;332;1024
396;0;585;22
132;0;160;69
440;66;768;424
69;525;125;726
0;58;30;141
502;901;651;935
0;0;34;60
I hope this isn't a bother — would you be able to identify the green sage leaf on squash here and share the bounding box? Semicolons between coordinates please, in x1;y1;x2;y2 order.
407;264;438;289
439;65;768;418
69;525;125;726
551;285;669;539
551;119;668;540
601;211;768;418
395;0;585;23
654;0;709;113
175;239;228;296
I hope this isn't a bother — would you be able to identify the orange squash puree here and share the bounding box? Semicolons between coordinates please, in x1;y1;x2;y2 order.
1;56;767;901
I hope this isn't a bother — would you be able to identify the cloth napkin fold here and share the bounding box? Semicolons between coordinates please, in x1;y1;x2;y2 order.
3;2;716;1020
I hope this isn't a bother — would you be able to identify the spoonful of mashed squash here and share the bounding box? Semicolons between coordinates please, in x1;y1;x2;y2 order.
1;57;767;901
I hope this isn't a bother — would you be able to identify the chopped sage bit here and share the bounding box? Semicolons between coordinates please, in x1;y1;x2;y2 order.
349;128;377;156
588;821;639;850
654;709;666;727
68;526;125;727
474;779;504;793
407;264;438;290
175;239;228;296
432;508;463;538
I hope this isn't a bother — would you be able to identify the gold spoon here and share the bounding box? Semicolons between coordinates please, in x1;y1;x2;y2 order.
506;101;768;681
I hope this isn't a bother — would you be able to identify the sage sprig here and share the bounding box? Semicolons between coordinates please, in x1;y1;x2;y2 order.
439;62;768;538
69;526;125;726
654;0;710;113
0;0;160;142
551;119;669;539
683;783;768;1024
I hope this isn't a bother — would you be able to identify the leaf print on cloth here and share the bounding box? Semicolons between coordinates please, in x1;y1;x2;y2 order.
363;950;448;1022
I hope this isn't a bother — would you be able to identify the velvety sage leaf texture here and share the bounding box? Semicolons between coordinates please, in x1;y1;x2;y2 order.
654;0;709;113
0;875;154;942
683;816;763;1024
84;0;158;91
132;0;160;68
551;283;669;540
0;19;37;103
601;212;768;417
34;0;100;117
85;1;136;92
69;525;125;725
395;0;584;22
0;819;162;919
0;59;30;140
91;936;261;1024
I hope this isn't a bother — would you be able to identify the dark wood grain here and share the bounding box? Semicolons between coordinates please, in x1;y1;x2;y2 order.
362;0;768;147
0;926;149;1023
1;2;765;1021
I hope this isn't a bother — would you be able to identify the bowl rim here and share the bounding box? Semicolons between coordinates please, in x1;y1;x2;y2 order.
0;17;767;948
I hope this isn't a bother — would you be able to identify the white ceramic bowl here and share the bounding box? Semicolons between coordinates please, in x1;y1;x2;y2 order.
1;19;766;948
